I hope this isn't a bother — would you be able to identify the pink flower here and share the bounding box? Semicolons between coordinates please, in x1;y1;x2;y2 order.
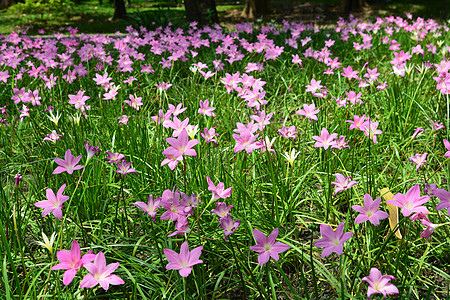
164;241;203;277
118;115;130;125
133;195;161;222
219;215;240;241
296;103;319;121
312;127;337;150
411;127;424;139
34;184;70;219
313;222;353;258
352;194;389;226
362;120;382;144
200;127;219;145
124;95;143;111
434;188;450;216
43;130;62;143
305;78;323;94
332;173;358;195
53;149;84;175
198;99;216;117
341;66;360;80
68;91;90;112
362;268;398;299
386;185;430;217
51;241;96;285
162;129;200;159
105;151;125;164
346;115;367;130
249;228;291;266
332;135;350;150
443;139;450;158
207;176;232;201
420;218;437;242
232;130;261;154
409;153;428;172
277;125;298;139
80;252;124;290
211;202;234;219
115;160;136;177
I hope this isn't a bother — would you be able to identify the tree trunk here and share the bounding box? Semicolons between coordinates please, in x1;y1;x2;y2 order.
1;0;16;9
241;0;269;19
112;0;127;19
184;0;219;25
337;0;367;14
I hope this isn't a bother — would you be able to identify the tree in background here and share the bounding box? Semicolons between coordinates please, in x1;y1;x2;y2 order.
184;0;219;25
112;0;127;19
241;0;269;19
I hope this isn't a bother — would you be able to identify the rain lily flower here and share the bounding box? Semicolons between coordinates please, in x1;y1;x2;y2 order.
115;160;136;177
281;148;300;167
162;129;200;161
211;202;234;218
346;115;366;130
409;153;428;172
411;127;424;139
219;215;240;241
305;78;323;94
420;218;438;241
200;127;219;145
249;228;291;266
124;94;143;111
14;173;22;187
84;142;100;162
51;241;96;285
198;99;216;117
68;90;90;112
296;103;319;120
362;120;382;144
277;125;298;139
168;103;186;116
332;135;350;150
118;115;130;125
133;195;161;222
428;119;444;131
332;173;358;195
53;149;84;175
443;139;450;158
43;130;62;143
313;222;353;258
105;151;125;164
312;127;337;150
434;188;450;216
34;184;69;219
232;130;261;154
362;268;399;299
164;241;203;277
36;232;57;254
386;185;430;217
80;252;124;290
207;176;232;201
352;194;389;226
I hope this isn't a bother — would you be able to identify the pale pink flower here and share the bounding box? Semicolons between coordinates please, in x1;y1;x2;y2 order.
51;241;96;285
80;252;124;290
34;184;70;219
362;268;398;299
164;241;203;277
53;149;84;175
249;228;290;266
312;128;337;150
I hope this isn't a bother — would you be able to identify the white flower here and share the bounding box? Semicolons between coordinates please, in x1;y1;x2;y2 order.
35;232;57;255
281;149;300;167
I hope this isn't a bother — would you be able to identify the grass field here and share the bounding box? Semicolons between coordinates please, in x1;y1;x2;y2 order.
0;6;450;300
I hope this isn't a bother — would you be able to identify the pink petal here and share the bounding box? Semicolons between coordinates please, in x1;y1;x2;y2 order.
80;273;98;288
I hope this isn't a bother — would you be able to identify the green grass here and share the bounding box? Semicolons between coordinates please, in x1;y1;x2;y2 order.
0;9;450;300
